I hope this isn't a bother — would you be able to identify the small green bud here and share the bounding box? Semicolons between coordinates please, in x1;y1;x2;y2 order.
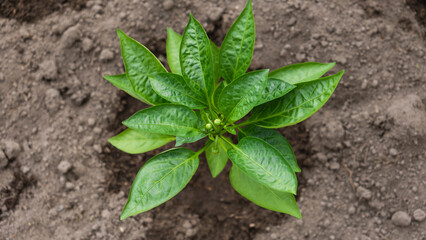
214;119;221;125
205;123;212;129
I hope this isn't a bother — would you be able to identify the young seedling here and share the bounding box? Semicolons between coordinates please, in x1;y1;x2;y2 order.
104;0;344;220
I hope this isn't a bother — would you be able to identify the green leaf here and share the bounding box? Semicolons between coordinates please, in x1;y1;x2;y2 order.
218;69;268;122
211;40;220;84
175;111;207;147
205;138;231;178
103;74;149;103
180;15;214;102
219;0;255;82
166;28;183;75
249;70;344;128
227;137;297;194
256;78;296;106
117;29;168;105
269;62;336;85
238;125;300;172
212;81;225;110
108;128;175;154
121;148;199;220
230;166;301;218
150;73;207;109
123;104;201;137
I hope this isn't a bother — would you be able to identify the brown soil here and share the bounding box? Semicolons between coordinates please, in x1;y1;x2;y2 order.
0;0;425;239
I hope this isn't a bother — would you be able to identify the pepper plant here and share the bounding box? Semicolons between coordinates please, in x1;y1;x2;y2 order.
104;0;344;220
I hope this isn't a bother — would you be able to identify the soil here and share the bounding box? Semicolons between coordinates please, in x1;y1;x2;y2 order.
0;0;425;239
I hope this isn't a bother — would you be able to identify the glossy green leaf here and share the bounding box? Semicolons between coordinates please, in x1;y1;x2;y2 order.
211;40;220;84
123;104;201;137
230;166;301;218
238;125;300;172
117;29;168;105
219;0;255;82
175;134;206;147
150;73;207;109
108;128;175;154
121;148;199;219
269;62;336;85
206;138;231;178
212;81;225;109
249;70;344;128
218;69;268;122
256;78;296;106
103;74;149;103
227;137;297;194
166;28;182;75
180;15;214;101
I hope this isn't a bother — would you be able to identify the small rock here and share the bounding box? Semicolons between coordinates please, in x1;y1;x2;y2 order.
57;160;72;174
0;150;7;168
287;17;297;26
413;209;425;222
99;49;114;62
0;169;15;187
208;7;224;22
93;144;102;154
163;0;174;10
87;118;96;127
356;186;372;200
101;209;111;218
296;53;306;61
2;140;21;160
389;148;398;156
45;88;61;113
61;24;81;49
92;5;103;14
348;205;356;214
315;152;328;163
82;38;94;52
372;79;378;87
329;162;340;170
39;60;58;81
391;211;411;227
65;182;75;190
70;90;90;106
335;56;347;65
21;166;30;174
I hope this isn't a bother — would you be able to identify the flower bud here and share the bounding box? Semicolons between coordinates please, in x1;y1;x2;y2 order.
214;119;221;125
205;123;212;129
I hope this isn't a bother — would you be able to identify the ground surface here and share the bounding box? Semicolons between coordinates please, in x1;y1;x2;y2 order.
0;0;425;239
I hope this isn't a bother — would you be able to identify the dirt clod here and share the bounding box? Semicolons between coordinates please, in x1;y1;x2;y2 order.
391;211;411;227
413;209;425;222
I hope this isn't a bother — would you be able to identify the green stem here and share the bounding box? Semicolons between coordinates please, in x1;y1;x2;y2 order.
233;120;255;129
237;127;247;136
195;141;212;156
220;136;235;149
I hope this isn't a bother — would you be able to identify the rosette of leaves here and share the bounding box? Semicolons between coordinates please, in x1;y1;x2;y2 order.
104;0;344;220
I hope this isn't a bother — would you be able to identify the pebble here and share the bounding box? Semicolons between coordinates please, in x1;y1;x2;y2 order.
92;5;103;14
61;24;81;49
287;17;297;26
21;166;30;174
82;38;94;52
329;162;340;170
45;88;61;112
2;140;21;160
389;148;398;156
39;60;58;81
87;118;96;127
101;209;111;218
65;182;75;190
0;150;8;168
57;160;72;174
99;49;114;62
348;205;356;214
296;53;306;61
208;7;224;22
391;211;411;227
356;186;372;200
163;0;174;11
335;56;347;65
413;209;425;222
70;90;90;106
